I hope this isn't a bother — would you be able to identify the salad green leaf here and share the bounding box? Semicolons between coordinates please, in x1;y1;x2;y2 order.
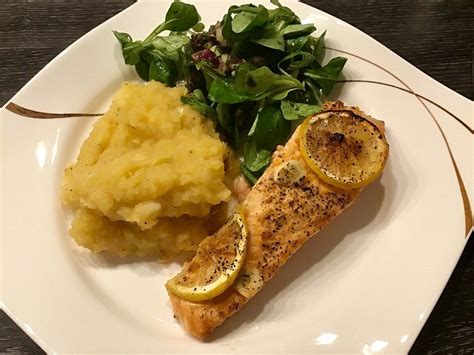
216;102;239;147
144;1;200;43
231;5;269;33
304;56;347;95
113;31;142;65
134;60;150;81
243;139;272;172
208;79;253;104
278;50;315;75
252;19;287;51
152;35;190;53
240;162;260;185
234;65;304;99
149;57;176;86
252;36;285;51
268;1;299;23
283;24;316;38
285;35;310;52
181;89;217;120
311;29;326;58
249;104;291;150
165;1;200;31
280;100;321;120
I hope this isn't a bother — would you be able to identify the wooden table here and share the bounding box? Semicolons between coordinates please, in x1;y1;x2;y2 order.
1;1;472;353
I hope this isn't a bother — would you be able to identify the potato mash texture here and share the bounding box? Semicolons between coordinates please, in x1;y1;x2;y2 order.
61;81;231;258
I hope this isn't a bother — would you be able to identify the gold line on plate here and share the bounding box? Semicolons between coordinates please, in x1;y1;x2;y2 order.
4;102;103;119
328;47;473;236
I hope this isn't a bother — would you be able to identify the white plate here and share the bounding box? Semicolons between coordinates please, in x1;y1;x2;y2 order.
1;0;472;353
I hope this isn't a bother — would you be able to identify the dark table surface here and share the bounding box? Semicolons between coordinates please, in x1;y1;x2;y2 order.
1;1;472;353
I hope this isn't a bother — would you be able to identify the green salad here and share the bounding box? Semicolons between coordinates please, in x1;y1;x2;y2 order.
114;0;346;184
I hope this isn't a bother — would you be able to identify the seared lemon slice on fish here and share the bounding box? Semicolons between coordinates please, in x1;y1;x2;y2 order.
299;110;389;189
166;209;248;301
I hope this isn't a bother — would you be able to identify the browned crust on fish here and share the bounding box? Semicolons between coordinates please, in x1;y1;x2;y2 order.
169;286;247;339
168;101;387;339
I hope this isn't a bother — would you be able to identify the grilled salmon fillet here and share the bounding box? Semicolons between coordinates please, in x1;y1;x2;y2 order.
168;101;387;339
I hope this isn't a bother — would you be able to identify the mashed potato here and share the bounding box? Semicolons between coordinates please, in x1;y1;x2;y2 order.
61;81;232;258
70;208;209;258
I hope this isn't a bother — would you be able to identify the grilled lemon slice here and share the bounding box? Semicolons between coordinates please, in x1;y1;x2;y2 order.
166;208;247;301
299;110;389;189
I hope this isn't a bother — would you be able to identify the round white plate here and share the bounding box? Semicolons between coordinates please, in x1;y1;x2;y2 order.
1;0;472;353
